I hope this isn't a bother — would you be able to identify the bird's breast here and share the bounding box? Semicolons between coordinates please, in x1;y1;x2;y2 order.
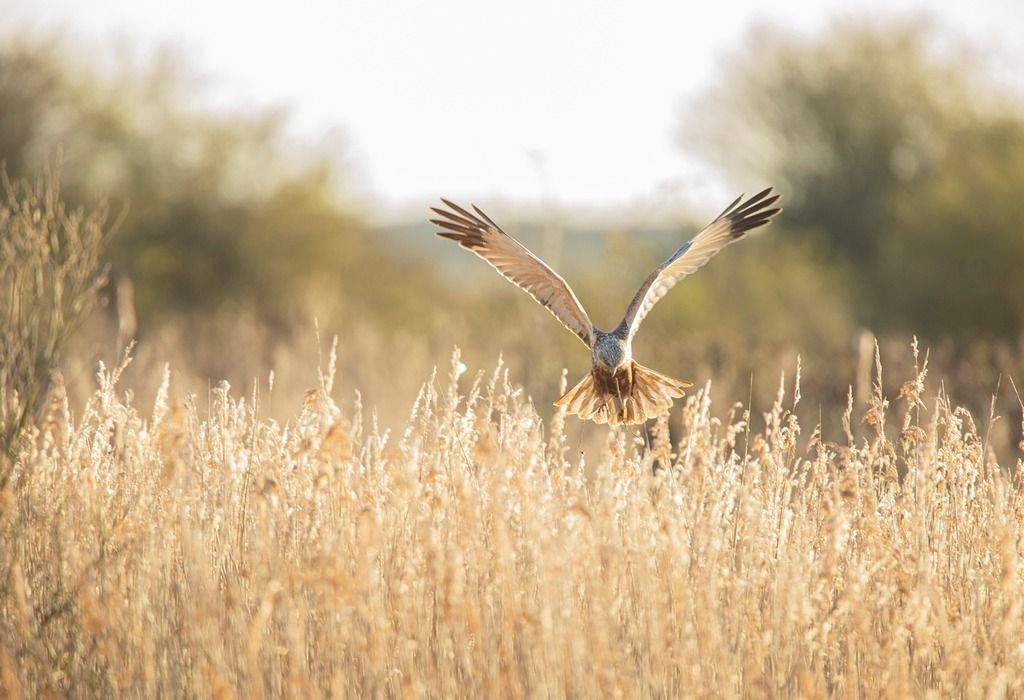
593;334;630;369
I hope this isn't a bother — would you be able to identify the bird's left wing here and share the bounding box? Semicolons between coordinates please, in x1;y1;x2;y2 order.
430;199;595;347
617;187;782;340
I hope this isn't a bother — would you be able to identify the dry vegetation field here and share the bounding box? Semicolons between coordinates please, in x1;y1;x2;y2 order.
3;172;1024;699
2;338;1024;698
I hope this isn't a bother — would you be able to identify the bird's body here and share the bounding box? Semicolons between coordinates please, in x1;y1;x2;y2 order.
557;327;691;425
430;188;782;425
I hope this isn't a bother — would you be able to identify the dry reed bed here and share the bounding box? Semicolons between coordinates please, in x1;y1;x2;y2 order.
1;345;1023;699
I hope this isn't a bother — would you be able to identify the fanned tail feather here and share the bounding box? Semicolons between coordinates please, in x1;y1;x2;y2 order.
554;361;692;426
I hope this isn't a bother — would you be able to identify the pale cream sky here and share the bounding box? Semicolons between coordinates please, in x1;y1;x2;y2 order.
9;0;1024;216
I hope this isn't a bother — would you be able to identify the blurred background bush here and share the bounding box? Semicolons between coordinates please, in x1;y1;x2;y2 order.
1;17;1022;447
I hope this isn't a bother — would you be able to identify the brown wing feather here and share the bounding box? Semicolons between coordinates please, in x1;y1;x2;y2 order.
431;199;595;347
617;187;782;339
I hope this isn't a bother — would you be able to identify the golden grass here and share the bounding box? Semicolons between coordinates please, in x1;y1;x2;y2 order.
1;340;1022;699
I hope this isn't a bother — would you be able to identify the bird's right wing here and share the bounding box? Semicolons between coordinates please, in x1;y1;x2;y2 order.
618;188;782;339
430;199;595;347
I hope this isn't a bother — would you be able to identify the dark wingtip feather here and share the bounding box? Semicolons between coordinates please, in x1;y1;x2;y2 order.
726;188;782;236
471;203;502;231
432;218;477;233
438;198;479;222
428;218;452;227
745;192;780;212
715;193;745;221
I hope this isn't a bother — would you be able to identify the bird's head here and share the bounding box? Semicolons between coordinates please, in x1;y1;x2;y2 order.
593;333;629;371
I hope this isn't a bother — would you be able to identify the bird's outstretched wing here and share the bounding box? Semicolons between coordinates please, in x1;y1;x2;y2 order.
430;199;595;347
617;188;782;339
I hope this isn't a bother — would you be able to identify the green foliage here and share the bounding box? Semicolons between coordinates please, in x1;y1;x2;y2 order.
880;120;1024;338
0;38;423;333
634;235;854;348
685;18;1024;340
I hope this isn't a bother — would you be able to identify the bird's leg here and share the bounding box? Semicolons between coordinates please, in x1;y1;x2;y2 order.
576;418;586;466
613;371;626;423
642;420;652;462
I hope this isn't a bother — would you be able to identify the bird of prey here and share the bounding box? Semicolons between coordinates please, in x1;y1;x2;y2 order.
430;188;782;425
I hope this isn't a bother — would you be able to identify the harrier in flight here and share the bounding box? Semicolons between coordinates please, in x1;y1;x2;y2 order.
430;188;781;425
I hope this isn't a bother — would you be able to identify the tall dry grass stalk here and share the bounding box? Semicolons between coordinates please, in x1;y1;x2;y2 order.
1;339;1022;698
0;164;112;488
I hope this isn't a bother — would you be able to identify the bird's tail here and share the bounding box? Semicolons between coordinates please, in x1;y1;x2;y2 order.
554;362;692;426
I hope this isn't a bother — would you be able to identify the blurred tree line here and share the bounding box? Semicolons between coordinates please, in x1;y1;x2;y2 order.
1;20;1023;429
683;18;1024;341
0;36;437;342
